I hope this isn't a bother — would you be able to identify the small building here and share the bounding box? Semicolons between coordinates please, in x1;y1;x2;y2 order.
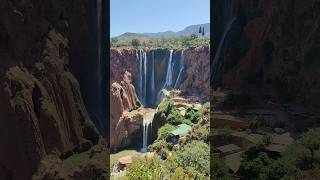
170;124;192;143
216;144;241;157
117;155;133;171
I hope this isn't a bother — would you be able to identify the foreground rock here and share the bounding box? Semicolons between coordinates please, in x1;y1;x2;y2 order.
0;0;104;179
110;71;142;151
32;137;109;180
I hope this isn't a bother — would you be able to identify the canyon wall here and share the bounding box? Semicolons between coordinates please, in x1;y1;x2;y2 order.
110;48;141;151
214;0;320;111
109;47;210;151
0;0;105;179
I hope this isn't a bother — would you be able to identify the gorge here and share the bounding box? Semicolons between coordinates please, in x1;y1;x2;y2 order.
110;47;210;152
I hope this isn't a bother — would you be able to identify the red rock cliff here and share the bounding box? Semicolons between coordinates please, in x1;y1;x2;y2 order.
0;0;103;179
215;0;320;111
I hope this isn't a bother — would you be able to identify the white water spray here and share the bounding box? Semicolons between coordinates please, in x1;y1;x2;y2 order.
141;110;156;153
212;18;236;79
151;51;155;97
143;52;147;103
174;50;185;88
139;50;143;101
164;50;174;88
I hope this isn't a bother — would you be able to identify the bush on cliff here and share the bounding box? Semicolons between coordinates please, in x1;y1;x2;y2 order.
157;123;176;140
174;140;210;176
185;108;201;124
166;109;183;125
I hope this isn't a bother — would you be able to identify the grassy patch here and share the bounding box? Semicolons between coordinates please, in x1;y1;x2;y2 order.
62;152;90;169
110;150;141;167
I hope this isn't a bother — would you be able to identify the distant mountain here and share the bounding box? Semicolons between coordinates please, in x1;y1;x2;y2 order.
116;23;210;38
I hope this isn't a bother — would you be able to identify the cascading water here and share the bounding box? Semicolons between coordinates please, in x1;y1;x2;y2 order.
136;49;186;107
141;110;156;153
212;0;236;85
143;52;147;104
212;18;236;80
174;50;185;89
151;51;155;103
138;50;143;103
164;50;174;88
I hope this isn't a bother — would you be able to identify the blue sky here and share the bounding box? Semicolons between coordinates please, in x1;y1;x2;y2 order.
110;0;210;37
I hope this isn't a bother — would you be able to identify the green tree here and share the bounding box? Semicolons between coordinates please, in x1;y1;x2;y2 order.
166;109;183;125
110;37;119;46
125;156;167;179
174;141;210;176
157;123;175;140
211;156;232;180
185;108;201;124
131;39;141;47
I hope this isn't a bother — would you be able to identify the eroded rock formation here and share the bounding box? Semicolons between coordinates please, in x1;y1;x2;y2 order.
181;47;210;97
0;0;106;179
109;47;210;151
110;71;142;151
214;0;320;111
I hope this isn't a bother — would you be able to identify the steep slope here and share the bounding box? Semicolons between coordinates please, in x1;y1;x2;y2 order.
213;0;320;111
0;0;106;179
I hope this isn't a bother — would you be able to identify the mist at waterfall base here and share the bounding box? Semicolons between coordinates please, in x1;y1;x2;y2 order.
135;49;185;152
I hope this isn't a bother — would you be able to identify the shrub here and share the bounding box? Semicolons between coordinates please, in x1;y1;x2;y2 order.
166;109;183;125
182;119;193;125
211;156;232;180
185;108;201;124
191;123;210;143
174;141;210;176
125;156;167;179
148;139;169;152
131;39;141;47
157;123;175;141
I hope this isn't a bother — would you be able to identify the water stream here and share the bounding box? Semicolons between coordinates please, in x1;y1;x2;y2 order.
141;110;156;153
164;50;174;88
174;50;185;88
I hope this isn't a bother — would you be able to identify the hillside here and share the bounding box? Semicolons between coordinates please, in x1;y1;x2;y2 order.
115;23;210;39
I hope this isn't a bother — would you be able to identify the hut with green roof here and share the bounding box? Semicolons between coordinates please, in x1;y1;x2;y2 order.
169;124;192;143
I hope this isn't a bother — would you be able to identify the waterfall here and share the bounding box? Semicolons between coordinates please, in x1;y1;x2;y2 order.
164;50;174;89
143;52;147;104
151;51;155;103
212;0;236;85
174;50;185;89
138;49;143;104
141;110;156;153
212;18;236;79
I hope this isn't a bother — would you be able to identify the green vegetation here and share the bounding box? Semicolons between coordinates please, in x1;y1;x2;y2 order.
166;109;184;125
185;107;201;124
131;39;141;47
110;150;141;167
211;156;233;180
238;129;320;180
62;151;90;169
174;141;210;176
111;34;210;49
124;156;167;179
124;99;211;179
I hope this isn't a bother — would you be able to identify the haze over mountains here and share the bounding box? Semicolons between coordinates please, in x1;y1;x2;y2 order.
116;23;210;38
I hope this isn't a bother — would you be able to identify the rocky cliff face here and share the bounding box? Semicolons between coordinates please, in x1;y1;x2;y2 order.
109;47;210;151
0;0;105;179
110;71;142;151
214;0;320;111
181;47;210;97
